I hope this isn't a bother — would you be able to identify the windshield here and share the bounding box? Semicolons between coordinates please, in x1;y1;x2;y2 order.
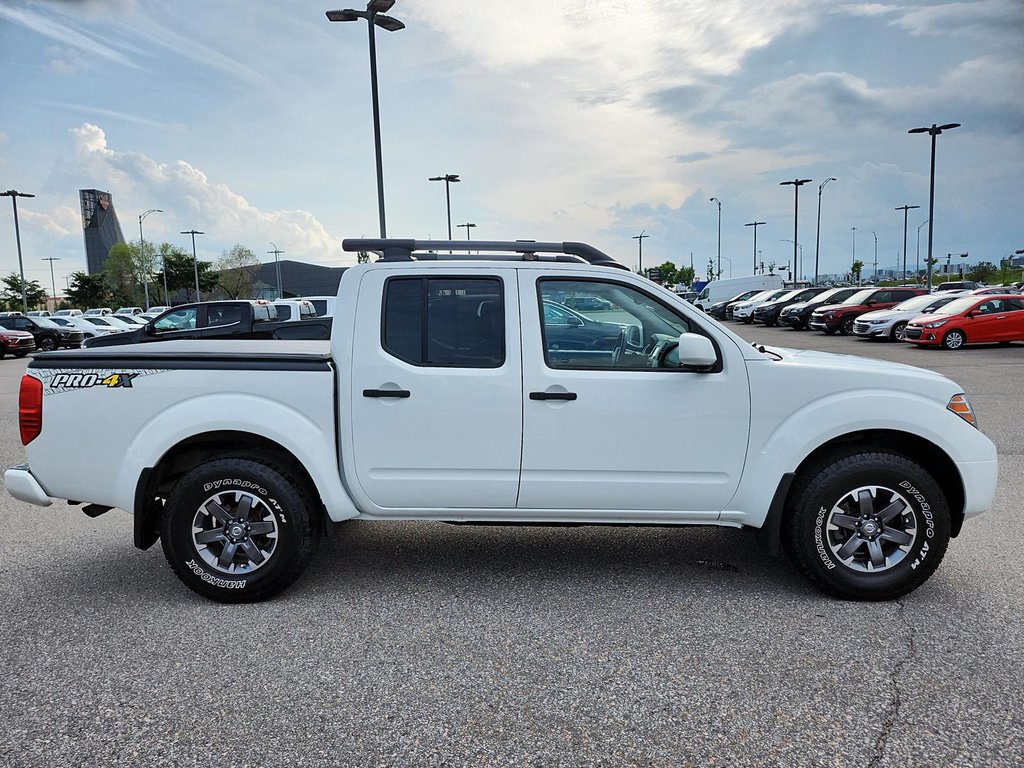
841;289;876;305
84;317;111;326
931;297;981;316
33;318;61;328
765;289;801;303
893;294;952;313
744;290;774;303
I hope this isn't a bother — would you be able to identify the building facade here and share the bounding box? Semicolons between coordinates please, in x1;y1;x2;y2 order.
80;189;126;274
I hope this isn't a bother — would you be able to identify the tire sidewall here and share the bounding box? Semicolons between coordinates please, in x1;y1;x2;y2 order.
943;329;965;350
161;460;309;601
792;457;950;598
891;321;907;341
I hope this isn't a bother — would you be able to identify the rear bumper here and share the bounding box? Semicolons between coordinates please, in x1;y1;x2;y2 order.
4;465;53;507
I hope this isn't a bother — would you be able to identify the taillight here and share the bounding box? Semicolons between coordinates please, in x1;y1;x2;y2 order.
19;375;42;445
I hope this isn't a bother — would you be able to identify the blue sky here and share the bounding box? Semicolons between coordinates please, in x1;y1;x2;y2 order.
0;0;1021;292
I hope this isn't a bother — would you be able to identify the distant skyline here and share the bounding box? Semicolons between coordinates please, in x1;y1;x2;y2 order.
1;0;1021;292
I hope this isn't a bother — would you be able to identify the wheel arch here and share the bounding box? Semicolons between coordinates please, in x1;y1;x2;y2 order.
759;428;966;554
133;430;325;550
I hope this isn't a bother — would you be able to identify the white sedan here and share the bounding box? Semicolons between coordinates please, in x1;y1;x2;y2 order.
49;316;121;338
731;289;793;323
853;291;967;341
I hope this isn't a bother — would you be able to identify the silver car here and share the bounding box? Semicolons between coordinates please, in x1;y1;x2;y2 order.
853;291;967;341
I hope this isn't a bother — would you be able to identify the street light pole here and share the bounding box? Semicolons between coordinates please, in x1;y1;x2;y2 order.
894;204;920;283
780;240;802;281
745;221;765;275
871;231;878;282
428;173;460;248
139;208;163;310
457;222;476;240
632;230;649;276
42;256;60;309
814;177;836;286
326;1;406;238
908;122;960;290
780;179;811;284
709;197;721;277
2;189;35;313
268;242;284;299
851;227;857;282
180;229;204;301
915;219;930;282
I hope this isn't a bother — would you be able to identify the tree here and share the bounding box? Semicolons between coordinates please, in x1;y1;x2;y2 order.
967;261;997;284
767;261;776;275
655;261;678;286
851;259;865;284
1;273;48;310
153;244;218;302
675;265;695;287
706;257;716;281
104;243;142;305
65;271;110;309
216;245;260;299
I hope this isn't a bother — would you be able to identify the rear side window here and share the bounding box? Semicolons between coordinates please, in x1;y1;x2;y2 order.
208;306;241;327
276;305;292;321
383;277;504;368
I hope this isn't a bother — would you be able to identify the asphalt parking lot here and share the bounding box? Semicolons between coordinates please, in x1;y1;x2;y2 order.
1;329;1022;768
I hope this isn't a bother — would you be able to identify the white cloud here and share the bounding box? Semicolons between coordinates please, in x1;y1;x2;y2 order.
0;5;140;69
56;124;349;264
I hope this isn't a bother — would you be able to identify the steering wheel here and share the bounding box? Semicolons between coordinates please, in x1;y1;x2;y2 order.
610;327;627;367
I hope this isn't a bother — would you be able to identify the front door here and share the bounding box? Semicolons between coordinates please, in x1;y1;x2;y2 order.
518;273;751;517
348;268;522;511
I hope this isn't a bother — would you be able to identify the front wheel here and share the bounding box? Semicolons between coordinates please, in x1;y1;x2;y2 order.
891;322;908;342
37;336;57;352
839;316;855;336
781;448;950;600
160;457;320;602
942;329;966;350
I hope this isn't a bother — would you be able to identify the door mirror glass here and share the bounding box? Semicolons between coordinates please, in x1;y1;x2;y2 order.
676;333;717;368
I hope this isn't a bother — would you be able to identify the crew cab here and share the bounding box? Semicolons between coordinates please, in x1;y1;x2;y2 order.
5;239;998;604
808;287;926;335
82;300;332;347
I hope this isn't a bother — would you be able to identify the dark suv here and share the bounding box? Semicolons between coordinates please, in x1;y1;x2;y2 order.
0;315;85;351
778;287;861;329
808;287;926;335
752;287;828;326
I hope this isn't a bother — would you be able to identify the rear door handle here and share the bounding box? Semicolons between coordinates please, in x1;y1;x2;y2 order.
363;389;411;398
529;391;577;401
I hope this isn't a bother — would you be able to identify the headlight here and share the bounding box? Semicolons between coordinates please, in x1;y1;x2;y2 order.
868;319;888;324
923;319;949;329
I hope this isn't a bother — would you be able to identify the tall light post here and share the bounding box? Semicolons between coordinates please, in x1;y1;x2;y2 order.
851;227;857;282
180;229;204;301
814;177;836;286
745;221;765;275
428;173;460;246
894;204;920;283
457;222;476;242
780;240;802;282
915;219;930;282
780;179;812;284
632;230;649;276
139;208;162;310
268;243;284;299
1;189;34;313
42;256;60;309
327;1;406;238
871;231;878;282
709;197;721;277
909;122;960;290
719;255;732;278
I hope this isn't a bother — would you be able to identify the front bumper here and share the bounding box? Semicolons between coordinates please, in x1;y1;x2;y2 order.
4;465;53;507
853;321;891;338
808;318;839;331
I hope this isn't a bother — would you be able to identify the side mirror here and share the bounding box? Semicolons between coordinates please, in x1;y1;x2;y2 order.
865;300;876;306
567;315;583;327
626;324;643;348
677;333;717;368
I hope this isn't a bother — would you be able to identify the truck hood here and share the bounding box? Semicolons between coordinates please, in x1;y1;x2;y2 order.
759;345;960;403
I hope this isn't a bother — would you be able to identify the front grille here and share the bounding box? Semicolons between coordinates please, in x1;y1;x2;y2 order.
853;322;870;333
905;327;923;340
15;338;34;347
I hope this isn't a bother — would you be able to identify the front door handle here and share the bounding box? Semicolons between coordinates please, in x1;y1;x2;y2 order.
529;391;577;401
363;389;411;398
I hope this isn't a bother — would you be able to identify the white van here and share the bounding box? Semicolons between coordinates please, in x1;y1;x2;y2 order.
694;274;785;311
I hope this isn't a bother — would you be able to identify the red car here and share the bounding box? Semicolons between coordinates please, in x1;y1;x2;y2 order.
904;294;1024;349
0;329;37;359
807;286;926;335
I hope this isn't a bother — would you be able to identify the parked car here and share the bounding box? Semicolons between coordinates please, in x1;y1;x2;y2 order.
272;300;317;322
113;315;149;326
141;306;171;318
0;328;36;358
79;316;131;334
853;292;967;341
808;287;927;335
54;309;83;317
300;296;336;318
84;308;113;316
705;290;762;320
779;287;862;329
0;315;85;352
904;295;1024;349
48;316;120;340
114;307;144;316
970;286;1020;296
563;295;615;311
731;289;792;323
82;300;332;347
935;281;980;292
541;300;633;353
752;287;829;327
27;310;52;317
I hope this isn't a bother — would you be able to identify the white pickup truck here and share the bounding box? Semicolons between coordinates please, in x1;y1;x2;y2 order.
5;239;998;603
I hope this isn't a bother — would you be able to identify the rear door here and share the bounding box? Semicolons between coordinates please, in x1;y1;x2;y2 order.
349;268;522;511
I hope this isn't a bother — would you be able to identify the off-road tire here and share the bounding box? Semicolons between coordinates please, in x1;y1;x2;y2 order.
782;447;950;601
160;456;320;603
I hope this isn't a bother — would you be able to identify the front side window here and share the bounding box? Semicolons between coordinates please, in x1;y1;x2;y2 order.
154;308;197;332
538;279;693;370
383;277;504;368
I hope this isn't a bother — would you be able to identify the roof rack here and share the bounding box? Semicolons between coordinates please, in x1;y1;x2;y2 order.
341;239;629;271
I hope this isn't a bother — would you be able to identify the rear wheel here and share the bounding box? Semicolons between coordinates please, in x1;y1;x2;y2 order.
891;322;908;341
941;329;966;350
782;447;950;600
160;457;320;602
